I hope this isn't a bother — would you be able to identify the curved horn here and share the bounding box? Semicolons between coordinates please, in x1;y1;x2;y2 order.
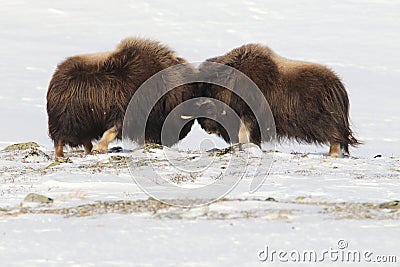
180;115;194;120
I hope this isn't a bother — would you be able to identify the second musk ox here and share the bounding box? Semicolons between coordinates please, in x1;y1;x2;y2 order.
196;44;360;157
47;37;195;158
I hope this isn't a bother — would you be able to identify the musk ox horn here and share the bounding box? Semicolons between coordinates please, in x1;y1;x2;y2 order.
194;98;214;107
180;115;194;120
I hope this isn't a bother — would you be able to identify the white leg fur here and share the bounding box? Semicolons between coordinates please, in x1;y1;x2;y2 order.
93;126;118;153
328;143;342;158
238;120;251;143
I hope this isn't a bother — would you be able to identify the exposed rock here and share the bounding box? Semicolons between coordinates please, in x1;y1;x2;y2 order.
2;142;39;151
22;193;54;204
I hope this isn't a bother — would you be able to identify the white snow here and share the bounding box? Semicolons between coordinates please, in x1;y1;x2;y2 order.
0;0;399;266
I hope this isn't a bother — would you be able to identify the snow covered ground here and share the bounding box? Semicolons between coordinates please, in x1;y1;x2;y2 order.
0;0;399;266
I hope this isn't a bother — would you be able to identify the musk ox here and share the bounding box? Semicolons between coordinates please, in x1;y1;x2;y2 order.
196;44;360;157
47;37;195;158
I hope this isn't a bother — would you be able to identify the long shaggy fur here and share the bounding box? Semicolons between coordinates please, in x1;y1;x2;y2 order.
47;37;195;152
198;44;360;154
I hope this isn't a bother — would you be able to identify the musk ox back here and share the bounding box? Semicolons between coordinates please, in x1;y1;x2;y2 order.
197;44;360;157
47;37;195;158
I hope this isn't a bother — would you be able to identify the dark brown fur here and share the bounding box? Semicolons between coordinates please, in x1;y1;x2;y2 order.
197;44;360;155
47;38;195;156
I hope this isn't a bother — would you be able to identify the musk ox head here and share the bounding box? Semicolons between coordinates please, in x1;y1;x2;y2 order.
188;96;239;144
186;58;273;146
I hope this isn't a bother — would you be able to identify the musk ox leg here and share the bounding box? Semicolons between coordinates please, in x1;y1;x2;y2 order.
93;126;118;154
238;120;251;144
83;140;93;154
55;142;64;158
328;142;342;158
341;144;350;157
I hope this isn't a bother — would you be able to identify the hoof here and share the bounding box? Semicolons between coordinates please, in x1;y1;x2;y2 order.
92;148;108;154
54;152;65;159
327;152;342;158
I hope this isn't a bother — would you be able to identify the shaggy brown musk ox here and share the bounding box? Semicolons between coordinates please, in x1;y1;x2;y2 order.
196;44;360;157
47;38;195;158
